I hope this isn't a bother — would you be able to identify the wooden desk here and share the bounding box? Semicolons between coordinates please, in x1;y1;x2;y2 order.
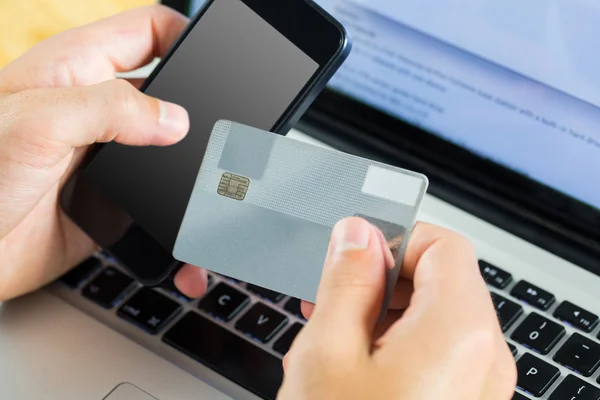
0;0;155;67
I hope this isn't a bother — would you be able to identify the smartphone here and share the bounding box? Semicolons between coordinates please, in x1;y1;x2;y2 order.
60;0;351;285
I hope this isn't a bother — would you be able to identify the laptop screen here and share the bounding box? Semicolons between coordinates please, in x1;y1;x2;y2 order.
188;0;600;212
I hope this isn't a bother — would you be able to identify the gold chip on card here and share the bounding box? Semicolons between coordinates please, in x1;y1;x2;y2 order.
217;172;249;200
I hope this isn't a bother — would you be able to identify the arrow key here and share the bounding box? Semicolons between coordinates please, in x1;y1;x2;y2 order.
236;302;288;343
553;301;599;333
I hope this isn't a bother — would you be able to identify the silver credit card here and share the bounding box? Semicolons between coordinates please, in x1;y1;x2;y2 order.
173;120;428;315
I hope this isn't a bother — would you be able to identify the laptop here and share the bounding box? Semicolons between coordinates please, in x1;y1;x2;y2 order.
1;0;599;399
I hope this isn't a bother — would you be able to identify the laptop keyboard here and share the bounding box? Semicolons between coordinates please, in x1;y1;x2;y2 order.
479;261;600;399
53;254;600;400
55;254;297;399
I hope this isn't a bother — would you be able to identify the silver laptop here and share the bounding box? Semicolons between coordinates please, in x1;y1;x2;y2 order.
1;1;600;399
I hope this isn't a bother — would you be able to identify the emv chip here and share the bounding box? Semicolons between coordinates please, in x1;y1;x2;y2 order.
217;172;249;200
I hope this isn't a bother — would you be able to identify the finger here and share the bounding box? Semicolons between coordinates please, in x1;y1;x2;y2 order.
0;5;188;91
307;217;387;348
372;222;499;399
300;278;411;321
377;222;496;350
282;351;291;373
300;300;314;320
7;79;189;156
305;223;482;320
397;222;489;317
373;223;396;269
174;264;209;298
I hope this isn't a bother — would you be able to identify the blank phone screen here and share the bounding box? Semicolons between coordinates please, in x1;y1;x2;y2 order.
82;0;319;252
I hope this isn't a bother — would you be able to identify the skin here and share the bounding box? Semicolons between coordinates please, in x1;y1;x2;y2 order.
0;5;517;398
0;5;207;301
280;218;518;399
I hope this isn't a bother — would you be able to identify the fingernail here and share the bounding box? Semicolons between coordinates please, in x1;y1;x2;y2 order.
158;100;189;137
199;268;209;292
374;227;396;269
331;217;371;254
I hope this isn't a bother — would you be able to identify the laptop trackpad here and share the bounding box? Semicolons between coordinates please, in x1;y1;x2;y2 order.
103;383;158;400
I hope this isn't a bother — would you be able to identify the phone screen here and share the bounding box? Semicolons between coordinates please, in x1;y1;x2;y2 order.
61;0;347;282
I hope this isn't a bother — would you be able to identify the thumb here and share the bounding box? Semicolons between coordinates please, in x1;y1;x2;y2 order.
308;217;387;348
7;78;189;151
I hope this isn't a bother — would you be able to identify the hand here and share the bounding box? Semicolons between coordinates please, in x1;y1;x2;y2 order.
0;5;208;301
283;218;517;399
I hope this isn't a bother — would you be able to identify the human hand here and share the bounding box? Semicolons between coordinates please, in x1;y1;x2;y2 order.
281;218;517;399
0;5;208;301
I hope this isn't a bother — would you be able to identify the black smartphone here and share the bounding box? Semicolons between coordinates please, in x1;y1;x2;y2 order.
60;0;351;285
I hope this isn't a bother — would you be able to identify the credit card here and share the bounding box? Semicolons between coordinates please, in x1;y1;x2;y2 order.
173;120;428;317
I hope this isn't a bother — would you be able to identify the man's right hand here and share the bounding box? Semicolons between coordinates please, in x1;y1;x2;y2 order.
283;218;517;399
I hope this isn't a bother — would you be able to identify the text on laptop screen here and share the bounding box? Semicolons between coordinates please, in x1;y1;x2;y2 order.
189;0;600;211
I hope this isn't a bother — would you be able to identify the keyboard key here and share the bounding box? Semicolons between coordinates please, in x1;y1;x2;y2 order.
273;323;303;355
511;281;555;310
491;292;524;331
479;260;513;289
163;312;283;400
516;353;560;397
553;301;599;333
508;342;518;356
549;374;600;400
554;333;600;377
59;257;101;288
82;267;134;309
117;288;182;334
511;313;565;355
236;303;288;343
512;392;529;400
198;283;249;322
284;298;305;319
246;284;285;303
